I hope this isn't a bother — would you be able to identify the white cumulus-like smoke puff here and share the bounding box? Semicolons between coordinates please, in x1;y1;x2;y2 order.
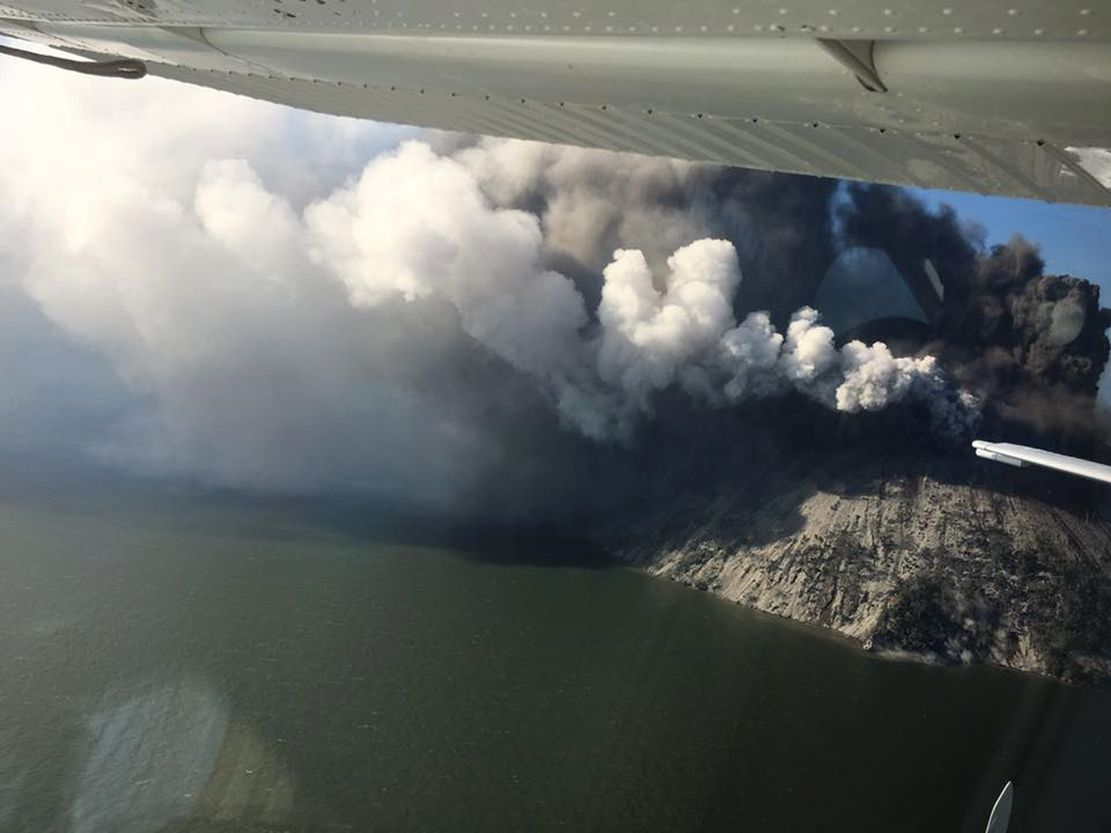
303;146;975;441
0;60;977;496
589;244;977;440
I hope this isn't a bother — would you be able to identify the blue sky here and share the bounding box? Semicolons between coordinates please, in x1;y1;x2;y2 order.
909;187;1111;296
908;188;1111;402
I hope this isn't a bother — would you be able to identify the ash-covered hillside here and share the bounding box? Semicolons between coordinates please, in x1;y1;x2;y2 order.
433;159;1111;685
589;184;1111;684
599;411;1111;684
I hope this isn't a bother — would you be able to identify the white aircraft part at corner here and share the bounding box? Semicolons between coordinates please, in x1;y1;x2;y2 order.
973;441;1111;486
984;782;1014;833
1;1;1110;207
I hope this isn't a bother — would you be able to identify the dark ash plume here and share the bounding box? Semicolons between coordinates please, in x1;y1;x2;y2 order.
839;183;1111;448
4;87;1108;511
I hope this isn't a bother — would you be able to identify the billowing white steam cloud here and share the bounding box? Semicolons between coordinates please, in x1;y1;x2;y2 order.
598;242;741;408
590;244;972;439
305;143;589;383
0;57;973;500
295;147;970;442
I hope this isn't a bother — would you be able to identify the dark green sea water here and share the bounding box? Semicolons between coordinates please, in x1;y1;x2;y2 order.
1;491;1109;832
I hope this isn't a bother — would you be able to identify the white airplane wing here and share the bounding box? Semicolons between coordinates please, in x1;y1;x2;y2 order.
973;440;1111;485
2;1;1110;207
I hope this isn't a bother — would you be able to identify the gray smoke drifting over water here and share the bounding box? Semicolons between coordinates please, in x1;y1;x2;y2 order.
1;68;1106;514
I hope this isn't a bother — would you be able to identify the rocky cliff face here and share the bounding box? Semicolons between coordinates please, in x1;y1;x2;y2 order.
604;453;1111;684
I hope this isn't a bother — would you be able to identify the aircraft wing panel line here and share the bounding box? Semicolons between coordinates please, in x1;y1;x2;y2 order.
142;60;1108;207
1038;142;1111;196
5;1;1111;45
756;121;874;183
959;135;1053;202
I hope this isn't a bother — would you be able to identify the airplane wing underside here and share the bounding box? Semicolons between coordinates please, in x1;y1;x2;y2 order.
2;0;1110;205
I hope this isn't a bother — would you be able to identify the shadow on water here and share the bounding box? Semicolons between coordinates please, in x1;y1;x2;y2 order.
3;493;1111;832
287;498;617;569
0;455;618;571
197;498;620;570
